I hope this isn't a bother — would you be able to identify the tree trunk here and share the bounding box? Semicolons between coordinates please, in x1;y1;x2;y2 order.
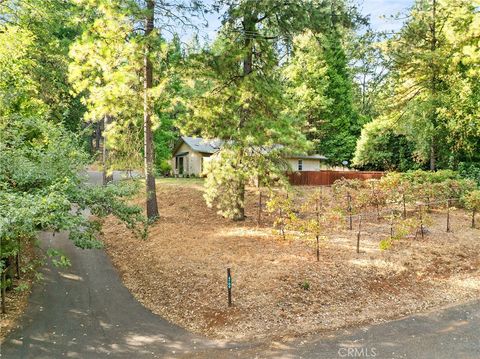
1;269;6;314
88;122;94;154
429;0;437;172
95;121;101;152
233;180;245;221
429;143;436;171
102;115;113;185
231;13;256;221
143;0;159;220
243;18;254;77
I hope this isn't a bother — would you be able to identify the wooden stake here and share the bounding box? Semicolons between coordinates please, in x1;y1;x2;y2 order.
15;252;20;279
420;205;424;240
446;199;450;233
278;206;285;240
472;209;476;229
347;192;353;230
403;193;407;219
372;182;380;221
356;216;362;254
390;210;394;239
257;191;262;225
315;198;320;261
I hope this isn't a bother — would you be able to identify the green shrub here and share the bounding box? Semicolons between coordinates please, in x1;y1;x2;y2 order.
464;190;480;212
156;159;172;177
380;170;477;204
458;162;480;186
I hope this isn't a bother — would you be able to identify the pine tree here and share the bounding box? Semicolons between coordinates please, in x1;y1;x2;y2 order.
380;0;479;169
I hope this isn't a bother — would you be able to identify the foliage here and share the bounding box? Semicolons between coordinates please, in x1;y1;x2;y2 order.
295;190;328;237
464;190;480;212
299;280;310;291
0;116;144;268
392;170;477;203
458;162;480;186
285;5;366;165
284;32;331;152
153;35;186;174
332;178;371;213
179;1;322;219
0;0;85;131
203;150;249;220
68;0;144;174
331;170;477;217
312;30;364;164
354;0;480;171
69;0;202;219
266;191;297;241
379;216;420;250
350;29;389;121
353;117;419;171
0;0;144;294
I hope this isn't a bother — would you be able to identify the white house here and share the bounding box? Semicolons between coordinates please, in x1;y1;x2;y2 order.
171;137;221;176
285;154;330;172
171;136;329;176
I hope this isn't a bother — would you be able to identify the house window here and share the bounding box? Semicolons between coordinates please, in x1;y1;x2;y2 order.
298;160;303;171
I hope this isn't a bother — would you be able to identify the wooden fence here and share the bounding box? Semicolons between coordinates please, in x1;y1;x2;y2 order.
287;170;384;186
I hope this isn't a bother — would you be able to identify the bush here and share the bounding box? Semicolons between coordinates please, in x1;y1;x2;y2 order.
458;162;480;186
464;190;480;212
379;170;477;204
156;159;172;177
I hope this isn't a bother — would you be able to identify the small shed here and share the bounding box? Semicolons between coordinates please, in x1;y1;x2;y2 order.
171;136;222;176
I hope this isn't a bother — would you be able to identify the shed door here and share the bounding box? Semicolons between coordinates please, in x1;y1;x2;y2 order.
178;156;184;175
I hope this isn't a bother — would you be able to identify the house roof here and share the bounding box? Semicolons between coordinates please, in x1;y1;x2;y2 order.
175;136;223;155
288;154;328;160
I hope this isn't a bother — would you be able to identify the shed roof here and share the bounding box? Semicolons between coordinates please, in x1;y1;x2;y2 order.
287;154;328;160
175;136;223;155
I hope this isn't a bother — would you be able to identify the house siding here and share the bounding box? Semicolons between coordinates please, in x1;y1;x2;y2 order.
286;158;326;171
172;143;203;176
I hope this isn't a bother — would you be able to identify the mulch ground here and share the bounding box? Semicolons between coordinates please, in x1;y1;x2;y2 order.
101;179;480;341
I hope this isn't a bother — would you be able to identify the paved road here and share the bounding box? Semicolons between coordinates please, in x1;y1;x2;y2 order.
2;172;479;358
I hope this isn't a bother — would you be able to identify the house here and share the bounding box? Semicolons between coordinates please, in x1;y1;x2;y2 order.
171;136;329;176
171;136;222;176
285;154;330;172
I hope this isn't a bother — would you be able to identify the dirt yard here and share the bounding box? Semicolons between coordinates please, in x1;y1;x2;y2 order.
102;178;480;342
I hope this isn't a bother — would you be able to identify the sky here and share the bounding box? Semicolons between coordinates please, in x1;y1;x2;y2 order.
184;0;415;42
359;0;413;32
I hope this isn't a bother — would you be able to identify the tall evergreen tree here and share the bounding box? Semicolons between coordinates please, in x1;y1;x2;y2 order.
354;0;480;171
69;1;142;185
284;0;365;165
179;0;321;220
70;0;204;219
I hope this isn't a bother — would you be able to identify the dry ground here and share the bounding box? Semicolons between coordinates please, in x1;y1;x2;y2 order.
102;178;480;342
